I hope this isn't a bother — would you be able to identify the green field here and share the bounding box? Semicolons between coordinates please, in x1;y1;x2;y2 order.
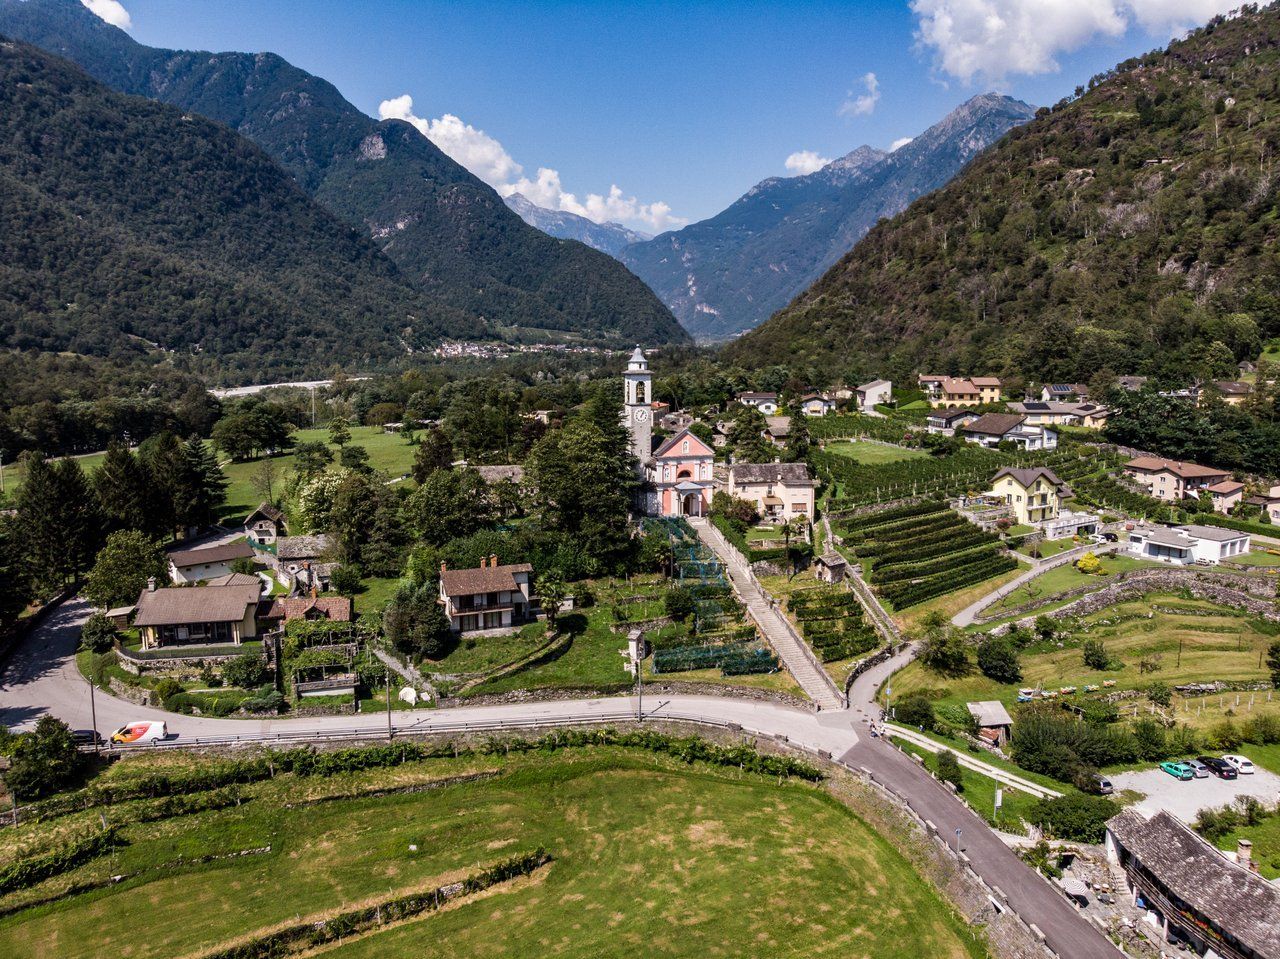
892;595;1279;718
824;441;930;465
0;426;420;524
979;555;1152;621
0;747;987;959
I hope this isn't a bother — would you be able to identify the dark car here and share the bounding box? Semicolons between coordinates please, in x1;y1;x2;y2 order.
1197;756;1238;779
71;729;103;746
1102;532;1119;542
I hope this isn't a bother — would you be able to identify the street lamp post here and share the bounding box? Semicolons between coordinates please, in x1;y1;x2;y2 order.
88;675;99;757
385;667;393;741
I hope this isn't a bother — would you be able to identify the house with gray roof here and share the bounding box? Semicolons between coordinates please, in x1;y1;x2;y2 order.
133;578;264;649
167;541;256;585
1107;809;1280;958
438;555;534;635
726;463;816;522
1127;523;1250;565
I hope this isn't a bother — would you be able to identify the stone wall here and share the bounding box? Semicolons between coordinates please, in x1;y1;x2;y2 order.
108;676;156;707
1050;572;1279;621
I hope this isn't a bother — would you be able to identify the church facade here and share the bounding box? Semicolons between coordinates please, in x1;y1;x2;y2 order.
623;347;713;518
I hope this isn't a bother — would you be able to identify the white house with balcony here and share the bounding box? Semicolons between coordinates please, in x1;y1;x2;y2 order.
438;556;534;635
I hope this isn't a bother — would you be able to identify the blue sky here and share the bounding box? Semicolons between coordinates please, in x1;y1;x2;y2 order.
95;0;1235;231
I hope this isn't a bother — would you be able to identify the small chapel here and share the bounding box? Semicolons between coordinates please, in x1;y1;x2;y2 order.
623;347;714;517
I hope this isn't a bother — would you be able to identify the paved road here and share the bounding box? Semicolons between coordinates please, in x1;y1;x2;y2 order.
689;517;844;709
0;595;1120;958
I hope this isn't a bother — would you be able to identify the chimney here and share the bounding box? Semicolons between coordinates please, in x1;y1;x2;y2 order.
146;576;157;592
490;553;499;568
440;561;447;574
1239;839;1253;867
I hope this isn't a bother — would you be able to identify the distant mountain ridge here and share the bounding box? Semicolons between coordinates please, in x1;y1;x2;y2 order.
723;5;1280;380
503;193;651;255
619;94;1037;339
0;36;478;376
0;0;688;346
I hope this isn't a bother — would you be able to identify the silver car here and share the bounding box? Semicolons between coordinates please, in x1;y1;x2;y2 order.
1185;759;1211;779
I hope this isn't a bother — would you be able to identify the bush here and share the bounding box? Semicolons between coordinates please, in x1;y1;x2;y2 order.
241;688;285;714
1075;552;1106;575
153;678;184;703
1082;640;1110;670
920;631;972;677
895;693;936;730
223;652;270;690
977;637;1022;684
1244;714;1280;745
80;614;118;653
329;565;363;594
1147;681;1172;708
936;750;964;792
1029;794;1118;843
1207;718;1243;751
3;717;82;801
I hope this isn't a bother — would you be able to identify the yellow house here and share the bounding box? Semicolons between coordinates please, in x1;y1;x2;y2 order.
989;467;1068;525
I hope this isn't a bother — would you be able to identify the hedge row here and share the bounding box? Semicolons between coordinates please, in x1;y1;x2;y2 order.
879;554;1019;608
835;498;946;532
869;543;1005;585
840;509;956;544
856;520;987;563
1200;515;1277;538
0;827;120;895
202;850;552;959
24;730;826;823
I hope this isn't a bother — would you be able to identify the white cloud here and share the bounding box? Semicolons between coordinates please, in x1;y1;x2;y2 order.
784;150;833;175
838;72;881;117
377;93;685;233
890;136;915;151
910;0;1237;83
81;0;131;29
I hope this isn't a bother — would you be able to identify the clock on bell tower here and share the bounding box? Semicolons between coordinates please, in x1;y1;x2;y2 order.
623;345;652;469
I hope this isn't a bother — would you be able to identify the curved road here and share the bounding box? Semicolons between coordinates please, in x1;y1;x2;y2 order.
0;597;1120;959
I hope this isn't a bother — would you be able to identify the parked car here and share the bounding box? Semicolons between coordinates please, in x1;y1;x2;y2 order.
1184;759;1210;779
1197;757;1237;779
1102;532;1119;542
1094;775;1114;795
71;729;103;746
1160;761;1194;781
110;721;167;744
1224;755;1255;775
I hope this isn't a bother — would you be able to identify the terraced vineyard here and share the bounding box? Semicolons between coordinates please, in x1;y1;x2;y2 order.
839;501;1018;609
786;586;880;662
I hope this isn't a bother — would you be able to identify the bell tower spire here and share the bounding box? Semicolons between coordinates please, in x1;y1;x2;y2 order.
623;345;652;469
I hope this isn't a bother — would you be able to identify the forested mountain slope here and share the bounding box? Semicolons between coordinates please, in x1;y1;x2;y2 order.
725;4;1280;380
621;95;1035;339
0;0;687;346
0;37;478;375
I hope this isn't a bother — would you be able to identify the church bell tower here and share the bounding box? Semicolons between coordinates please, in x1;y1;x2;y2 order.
623;345;652;471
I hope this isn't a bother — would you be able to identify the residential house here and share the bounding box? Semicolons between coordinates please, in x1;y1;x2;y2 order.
650;401;671;418
133;578;263;649
967;701;1014;746
274;534;337;591
438;556;534;634
168;541;256;585
711;421;731;449
855;379;893;411
960;413;1058;451
1106;809;1280;959
1123;457;1231;503
1006;401;1110;428
830;384;854;402
262;595;353;626
244;503;287;548
1207;480;1246;515
1127;524;1250;565
921;376;982;408
799;393;836;417
1115;375;1149;392
736;392;779;415
1245;485;1280;523
970;377;1003;404
925;408;979;436
763;416;791;448
1040;383;1089;402
814;552;848;584
988;467;1067;526
648;428;715;517
1239;360;1258;376
1206;381;1253;406
726;463;817;522
474;464;527;488
660;411;695;432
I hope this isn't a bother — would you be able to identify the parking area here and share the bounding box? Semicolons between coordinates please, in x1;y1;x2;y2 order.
1111;760;1280;822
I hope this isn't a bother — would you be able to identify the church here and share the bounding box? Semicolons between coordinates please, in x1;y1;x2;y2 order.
623;347;714;517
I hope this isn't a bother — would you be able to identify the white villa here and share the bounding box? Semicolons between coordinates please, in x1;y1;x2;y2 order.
1127;524;1250;565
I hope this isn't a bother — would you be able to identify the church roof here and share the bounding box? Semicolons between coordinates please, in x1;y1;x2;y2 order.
653;428;713;459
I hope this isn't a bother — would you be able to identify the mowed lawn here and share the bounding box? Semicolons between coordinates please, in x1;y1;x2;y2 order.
823;441;930;464
0;750;986;959
891;595;1279;715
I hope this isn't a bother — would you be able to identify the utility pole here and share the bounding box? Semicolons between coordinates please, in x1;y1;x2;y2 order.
385;667;393;741
0;448;5;493
88;675;100;757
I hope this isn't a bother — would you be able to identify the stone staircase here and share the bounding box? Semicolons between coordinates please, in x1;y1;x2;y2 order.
689;518;845;711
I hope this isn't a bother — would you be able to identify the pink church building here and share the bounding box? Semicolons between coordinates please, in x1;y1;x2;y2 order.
650;428;714;517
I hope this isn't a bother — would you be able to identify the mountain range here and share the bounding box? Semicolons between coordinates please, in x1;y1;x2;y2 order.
724;5;1280;382
0;35;481;375
0;0;688;348
620;94;1038;339
503;193;651;256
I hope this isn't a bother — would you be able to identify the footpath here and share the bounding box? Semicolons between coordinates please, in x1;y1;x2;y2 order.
688;517;845;710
